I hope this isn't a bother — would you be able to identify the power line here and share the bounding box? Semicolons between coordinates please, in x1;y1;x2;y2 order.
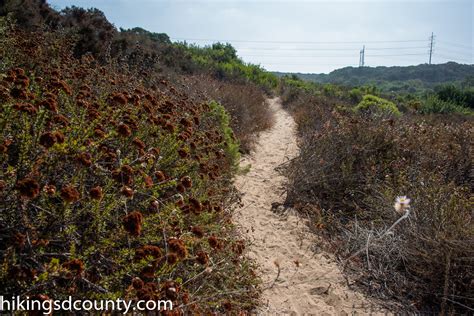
436;46;474;57
261;62;359;66
172;37;428;44
240;54;358;58
437;40;473;50
368;55;428;63
236;46;428;51
177;34;473;70
367;53;427;57
437;44;472;53
239;53;428;58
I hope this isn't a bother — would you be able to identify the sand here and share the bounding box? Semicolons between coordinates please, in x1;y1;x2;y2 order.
234;98;385;315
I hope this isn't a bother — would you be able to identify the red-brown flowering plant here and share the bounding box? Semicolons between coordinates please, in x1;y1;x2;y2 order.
168;238;187;259
15;178;40;199
60;185;81;203
123;211;143;236
89;186;103;200
62;259;85;276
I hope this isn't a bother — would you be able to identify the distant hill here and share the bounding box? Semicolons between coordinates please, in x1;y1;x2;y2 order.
274;62;474;93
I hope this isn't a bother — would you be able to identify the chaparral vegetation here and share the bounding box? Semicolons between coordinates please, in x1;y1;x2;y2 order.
279;75;473;314
0;0;472;314
0;1;277;314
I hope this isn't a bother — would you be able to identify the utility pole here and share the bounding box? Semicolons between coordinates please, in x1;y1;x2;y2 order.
359;45;365;67
429;32;434;64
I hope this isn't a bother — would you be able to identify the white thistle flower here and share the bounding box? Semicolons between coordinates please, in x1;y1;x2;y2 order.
394;196;411;214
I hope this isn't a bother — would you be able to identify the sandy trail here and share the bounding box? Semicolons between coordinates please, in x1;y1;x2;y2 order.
234;98;381;315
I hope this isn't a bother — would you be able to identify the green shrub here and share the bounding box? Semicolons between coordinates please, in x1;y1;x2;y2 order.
354;94;401;116
177;42;278;92
421;95;471;114
434;84;474;108
208;100;240;171
348;87;363;103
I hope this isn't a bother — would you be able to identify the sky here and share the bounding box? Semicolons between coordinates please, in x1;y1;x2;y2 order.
48;0;473;74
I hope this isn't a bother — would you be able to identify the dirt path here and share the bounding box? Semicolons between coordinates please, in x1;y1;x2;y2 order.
234;98;382;315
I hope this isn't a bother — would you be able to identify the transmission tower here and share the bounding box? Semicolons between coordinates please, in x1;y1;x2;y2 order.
359;45;365;67
429;32;435;64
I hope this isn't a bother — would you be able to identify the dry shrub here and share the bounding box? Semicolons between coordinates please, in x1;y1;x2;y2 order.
282;84;473;313
286;113;471;214
345;175;473;314
183;75;273;153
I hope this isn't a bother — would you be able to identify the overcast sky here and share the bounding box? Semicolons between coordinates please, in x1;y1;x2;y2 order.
49;0;473;74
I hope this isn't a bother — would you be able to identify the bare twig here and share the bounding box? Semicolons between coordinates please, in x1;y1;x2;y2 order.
268;261;281;289
366;231;372;270
379;209;410;238
345;209;410;265
82;278;108;293
443;298;474;312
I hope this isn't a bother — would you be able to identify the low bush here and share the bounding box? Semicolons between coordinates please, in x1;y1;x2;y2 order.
435;84;474;109
0;23;259;313
354;94;400;116
345;174;472;314
281;80;473;314
421;95;471;114
173;42;279;93
207;100;241;170
185;75;273;153
348;88;363;103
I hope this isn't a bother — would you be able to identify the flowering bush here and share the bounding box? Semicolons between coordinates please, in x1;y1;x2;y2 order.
0;24;259;313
